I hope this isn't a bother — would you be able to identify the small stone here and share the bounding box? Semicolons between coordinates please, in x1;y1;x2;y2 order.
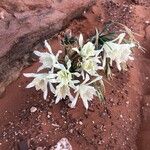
69;129;73;134
47;115;50;118
120;114;123;118
30;107;37;113
36;147;43;150
50;138;72;150
48;112;52;115
79;121;83;125
126;137;129;141
0;11;4;19
47;112;52;118
52;123;59;128
92;121;95;124
145;20;150;24
146;77;149;80
126;101;129;105
103;128;106;132
130;6;133;9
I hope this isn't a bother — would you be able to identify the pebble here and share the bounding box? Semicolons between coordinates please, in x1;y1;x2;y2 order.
0;11;4;19
36;147;43;150
120;114;123;118
47;115;51;118
145;20;150;24
126;137;129;141
50;138;72;150
47;112;52;118
146;77;149;80
52;123;60;127
30;107;37;113
92;121;95;124
123;142;126;146
79;121;83;125
69;129;73;134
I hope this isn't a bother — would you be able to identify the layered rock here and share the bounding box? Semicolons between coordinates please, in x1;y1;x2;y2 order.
0;0;95;95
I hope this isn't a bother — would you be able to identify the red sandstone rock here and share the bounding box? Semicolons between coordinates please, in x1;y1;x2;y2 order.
0;0;95;95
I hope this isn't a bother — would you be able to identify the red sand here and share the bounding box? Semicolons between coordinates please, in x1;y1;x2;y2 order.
0;0;150;149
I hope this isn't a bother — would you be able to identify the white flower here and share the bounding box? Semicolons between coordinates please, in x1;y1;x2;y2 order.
34;40;62;72
81;57;103;76
57;65;72;86
55;59;80;84
73;34;97;58
24;72;57;100
81;46;103;77
55;84;74;104
101;33;135;71
73;41;95;59
70;74;102;109
54;59;80;103
73;34;103;77
81;42;95;58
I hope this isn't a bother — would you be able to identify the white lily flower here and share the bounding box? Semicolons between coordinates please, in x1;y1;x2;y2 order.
73;35;103;77
73;34;98;59
81;42;95;58
34;40;62;72
54;59;80;103
70;74;102;109
44;40;52;53
81;57;103;76
73;42;96;59
55;59;80;85
55;84;74;104
101;33;135;71
55;60;72;84
24;72;57;100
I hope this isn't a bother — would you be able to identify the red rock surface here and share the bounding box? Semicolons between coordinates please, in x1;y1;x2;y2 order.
0;0;95;95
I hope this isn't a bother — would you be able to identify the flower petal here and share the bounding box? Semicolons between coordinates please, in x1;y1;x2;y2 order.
26;81;35;88
49;83;55;94
69;93;79;108
72;48;80;54
43;84;48;100
79;33;84;48
82;97;89;110
82;74;90;84
67;59;71;70
34;51;42;56
44;40;52;53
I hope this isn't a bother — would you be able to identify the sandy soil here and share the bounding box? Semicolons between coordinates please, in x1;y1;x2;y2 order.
0;0;150;150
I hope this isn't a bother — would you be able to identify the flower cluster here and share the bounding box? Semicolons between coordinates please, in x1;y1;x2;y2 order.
24;29;136;109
